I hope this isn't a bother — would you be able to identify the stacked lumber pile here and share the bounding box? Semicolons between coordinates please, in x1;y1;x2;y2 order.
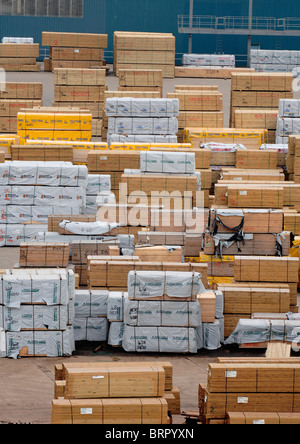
0;43;40;72
52;361;180;424
287;135;300;182
230;72;294;144
42;32;108;72
118;69;163;96
11;144;73;162
175;66;255;80
0;83;43;140
167;86;224;142
19;242;70;268
198;359;300;424
113;32;175;78
0;134;20;160
16;108;92;143
52;67;107;138
0;268;75;358
21;139;108;165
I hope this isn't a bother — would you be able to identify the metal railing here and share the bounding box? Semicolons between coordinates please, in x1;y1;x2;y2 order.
178;15;300;32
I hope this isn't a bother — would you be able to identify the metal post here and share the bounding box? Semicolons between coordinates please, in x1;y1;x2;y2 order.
247;0;253;67
188;0;194;53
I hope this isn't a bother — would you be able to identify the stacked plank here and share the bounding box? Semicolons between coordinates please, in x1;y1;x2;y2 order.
167;86;224;143
0;83;43;143
0;268;75;358
19;242;70;268
230;72;294;144
199;360;300;424
113;32;175;78
175;66;255;80
42;32;108;72
52;67;107;138
0;43;40;72
52;361;179;424
11;144;73;162
287;135;300;182
118;69;163;96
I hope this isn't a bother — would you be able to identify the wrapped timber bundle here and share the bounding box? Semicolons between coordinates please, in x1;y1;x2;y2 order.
85;174;111;215
250;49;300;73
0;268;76;359
42;32;108;72
182;54;235;68
113;32;176;78
0;224;47;247
230;72;293;143
259;143;288;168
52;68;108;138
0;42;40;72
0;162;88;228
103;90;163;142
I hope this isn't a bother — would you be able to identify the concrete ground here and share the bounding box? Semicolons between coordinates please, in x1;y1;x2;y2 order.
0;66;297;425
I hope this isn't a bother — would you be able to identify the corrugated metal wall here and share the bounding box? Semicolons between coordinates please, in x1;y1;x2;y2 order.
0;0;299;66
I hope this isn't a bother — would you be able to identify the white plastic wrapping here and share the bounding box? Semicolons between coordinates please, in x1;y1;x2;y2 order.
107;134;178;146
182;54;235;67
200;143;247;151
4;328;75;359
87;175;111;195
0;162;88;188
73;317;108;342
127;271;205;301
2;37;34;44
58;220;120;236
0;204;82;225
203;320;222;350
278;99;300;117
0;305;68;332
107;117;178;136
0;185;86;208
122;325;198;353
276;115;300;137
0;273;69;307
0;224;47;246
124;300;201;327
107;292;128;322
108;322;125;347
74;290;108;318
140;151;196;174
260;143;288;153
106;98;179;118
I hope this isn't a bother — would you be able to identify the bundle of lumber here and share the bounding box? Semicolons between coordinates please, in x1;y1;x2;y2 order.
175;67;255;80
52;361;179;424
0;43;40;72
287;135;300;183
230;72;294;143
183;128;267;149
19;242;70;268
113;32;175;78
51;67;107;137
42;32;108;72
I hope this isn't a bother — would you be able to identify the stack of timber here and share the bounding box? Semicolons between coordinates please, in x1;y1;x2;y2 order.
42;32;108;72
16;107;92;143
52;361;179;424
0;83;43;142
198;360;300;424
0;268;76;358
175;66;255;80
0;43;40;72
230;72;294;144
11;144;74;162
52;67;107;138
113;32;176;78
118;69;163;95
286;135;300;183
167;87;224;142
19;242;70;268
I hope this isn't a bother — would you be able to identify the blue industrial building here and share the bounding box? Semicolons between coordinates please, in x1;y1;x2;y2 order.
0;0;300;66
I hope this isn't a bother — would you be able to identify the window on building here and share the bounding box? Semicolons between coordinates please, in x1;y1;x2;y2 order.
0;0;83;17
